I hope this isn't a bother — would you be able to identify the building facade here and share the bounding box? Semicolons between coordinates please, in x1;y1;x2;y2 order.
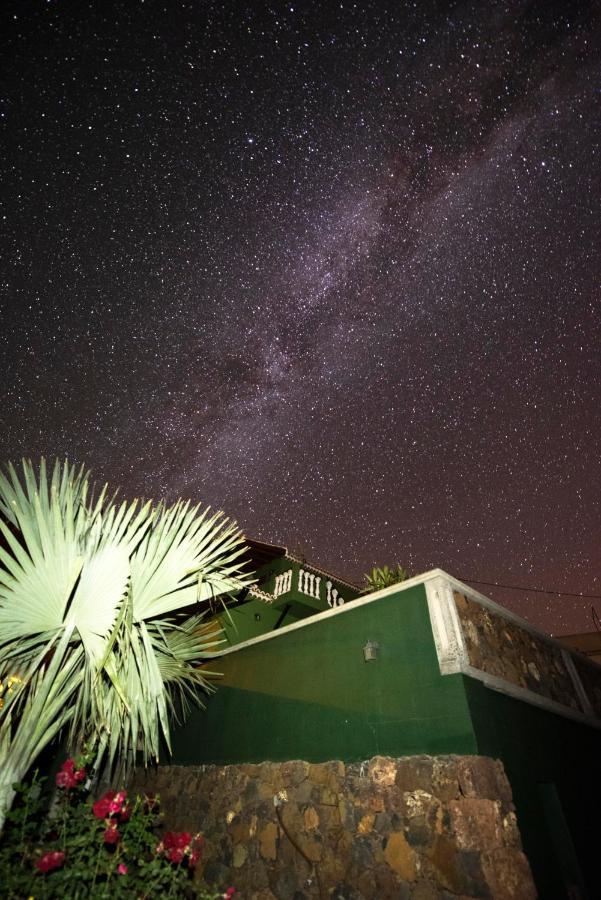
160;553;601;898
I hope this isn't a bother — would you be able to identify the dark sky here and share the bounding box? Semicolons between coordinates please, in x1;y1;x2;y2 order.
1;0;600;634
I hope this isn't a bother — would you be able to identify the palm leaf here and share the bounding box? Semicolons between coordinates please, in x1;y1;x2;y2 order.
0;458;255;827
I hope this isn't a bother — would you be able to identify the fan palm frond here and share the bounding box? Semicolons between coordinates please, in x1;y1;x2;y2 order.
0;458;254;831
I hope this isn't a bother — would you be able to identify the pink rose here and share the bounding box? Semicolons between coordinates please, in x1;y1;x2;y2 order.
163;830;192;850
93;791;115;819
104;824;121;845
108;790;127;815
55;758;86;790
93;790;127;819
36;850;65;873
117;863;128;875
55;769;76;789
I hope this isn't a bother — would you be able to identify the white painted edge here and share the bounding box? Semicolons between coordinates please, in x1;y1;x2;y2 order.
561;649;594;717
434;572;572;649
461;663;601;731
424;575;470;674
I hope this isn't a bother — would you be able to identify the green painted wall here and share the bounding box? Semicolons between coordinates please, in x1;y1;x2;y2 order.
219;598;300;646
172;584;477;764
465;676;601;900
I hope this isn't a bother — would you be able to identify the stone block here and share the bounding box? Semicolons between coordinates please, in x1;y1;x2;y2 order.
374;863;411;898
448;798;504;851
270;866;300;899
425;834;466;894
432;757;460;802
337;797;354;829
356;867;380;899
351;835;375;869
297;836;322;863
232;844;248;868
457;756;507;801
319;804;342;830
374;811;393;835
294;779;314;804
368;756;397;787
303;805;320;830
357;812;376;834
229;821;249;844
384;831;418;881
307;761;340;785
258;821;278;860
368;793;386;813
501;810;521;848
480;849;537;900
319;850;349;887
492;761;514;804
258;780;277;801
319;786;339;806
402;790;442;847
395;756;435;793
456;850;490;897
281;760;310;786
336;828;354;863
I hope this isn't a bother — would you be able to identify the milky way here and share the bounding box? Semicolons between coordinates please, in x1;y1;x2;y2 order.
1;1;600;633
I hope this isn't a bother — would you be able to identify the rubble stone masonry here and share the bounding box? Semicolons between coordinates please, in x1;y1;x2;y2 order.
131;755;537;899
454;591;584;712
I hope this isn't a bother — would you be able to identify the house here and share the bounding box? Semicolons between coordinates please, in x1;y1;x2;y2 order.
151;547;601;898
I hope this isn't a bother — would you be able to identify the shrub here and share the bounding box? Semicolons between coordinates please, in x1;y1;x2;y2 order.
0;757;232;899
360;563;410;594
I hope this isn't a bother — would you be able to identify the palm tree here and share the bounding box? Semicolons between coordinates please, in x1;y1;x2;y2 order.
0;459;253;831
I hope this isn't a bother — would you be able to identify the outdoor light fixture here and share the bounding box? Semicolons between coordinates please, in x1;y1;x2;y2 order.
363;640;380;662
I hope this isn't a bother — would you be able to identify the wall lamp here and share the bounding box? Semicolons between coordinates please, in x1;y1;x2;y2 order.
363;640;380;662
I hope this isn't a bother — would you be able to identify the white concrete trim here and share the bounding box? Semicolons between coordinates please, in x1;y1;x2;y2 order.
461;663;601;731
561;649;594;717
435;572;567;649
424;576;470;674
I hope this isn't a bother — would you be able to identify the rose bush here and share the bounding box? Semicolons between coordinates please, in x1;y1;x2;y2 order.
0;760;234;899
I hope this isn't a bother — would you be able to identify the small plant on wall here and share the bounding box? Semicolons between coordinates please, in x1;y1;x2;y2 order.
361;564;409;594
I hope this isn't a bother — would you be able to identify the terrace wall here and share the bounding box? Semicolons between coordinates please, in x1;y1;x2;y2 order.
132;754;536;900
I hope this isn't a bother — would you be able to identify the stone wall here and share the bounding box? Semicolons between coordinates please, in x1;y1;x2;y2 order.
454;591;584;712
131;755;536;899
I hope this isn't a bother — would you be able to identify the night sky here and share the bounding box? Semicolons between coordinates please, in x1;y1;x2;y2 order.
2;1;600;635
